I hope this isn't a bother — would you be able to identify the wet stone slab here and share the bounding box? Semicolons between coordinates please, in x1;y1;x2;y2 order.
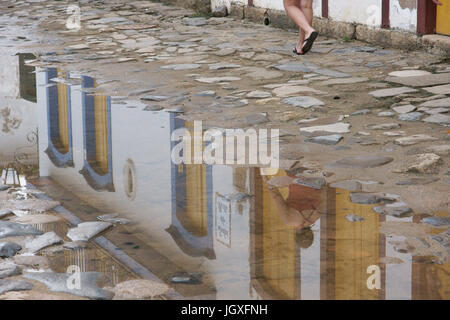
305;134;343;145
274;61;318;72
0;261;20;279
282;96;325;108
0;242;22;258
385;73;450;87
350;193;391;205
398;112;424;122
299;123;351;134
423;114;450;125
25;231;63;254
419;97;450;108
369;87;419;98
23;272;113;300
67;222;112;242
394;134;438;146
326;156;394;168
0;221;43;239
0;209;13;219
422;217;450;228
0;279;33;295
373;203;412;218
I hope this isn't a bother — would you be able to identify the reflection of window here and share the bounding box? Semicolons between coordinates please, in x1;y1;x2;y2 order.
45;68;74;168
18;53;36;103
79;76;114;192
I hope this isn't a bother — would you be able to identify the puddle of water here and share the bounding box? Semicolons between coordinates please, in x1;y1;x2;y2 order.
0;54;449;300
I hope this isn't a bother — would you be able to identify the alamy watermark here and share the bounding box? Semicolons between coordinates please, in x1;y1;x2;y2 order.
66;5;81;31
171;121;279;174
66;265;81;290
366;265;381;290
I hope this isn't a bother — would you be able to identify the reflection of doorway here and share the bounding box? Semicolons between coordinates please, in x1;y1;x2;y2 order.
79;76;114;192
45;68;74;168
436;0;450;35
167;116;215;259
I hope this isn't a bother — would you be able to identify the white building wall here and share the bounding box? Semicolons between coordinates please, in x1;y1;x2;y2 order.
212;0;418;32
0;55;37;167
329;0;382;27
212;0;322;17
390;0;417;32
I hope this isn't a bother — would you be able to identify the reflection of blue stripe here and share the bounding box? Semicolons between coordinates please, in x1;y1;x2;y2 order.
79;76;114;192
168;114;215;259
44;68;74;168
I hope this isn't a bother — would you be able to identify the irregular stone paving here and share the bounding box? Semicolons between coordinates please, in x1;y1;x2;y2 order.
0;0;449;299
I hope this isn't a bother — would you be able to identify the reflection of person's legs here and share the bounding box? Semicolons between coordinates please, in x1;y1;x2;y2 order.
283;0;315;52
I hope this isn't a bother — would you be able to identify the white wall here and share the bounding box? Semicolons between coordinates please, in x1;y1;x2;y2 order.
212;0;418;32
212;0;322;17
390;0;417;32
329;0;382;27
0;55;37;167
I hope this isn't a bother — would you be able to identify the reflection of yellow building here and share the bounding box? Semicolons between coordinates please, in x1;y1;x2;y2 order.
251;170;386;300
176;121;208;237
258;170;298;299
334;189;382;300
179;164;208;237
412;213;450;300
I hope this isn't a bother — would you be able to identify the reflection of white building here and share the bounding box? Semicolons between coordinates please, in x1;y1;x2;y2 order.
0;53;37;167
36;67;448;300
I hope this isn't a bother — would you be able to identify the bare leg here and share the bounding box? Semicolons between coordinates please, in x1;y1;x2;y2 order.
284;0;315;52
299;0;314;49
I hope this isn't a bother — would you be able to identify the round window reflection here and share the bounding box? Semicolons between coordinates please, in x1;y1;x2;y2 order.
123;159;136;200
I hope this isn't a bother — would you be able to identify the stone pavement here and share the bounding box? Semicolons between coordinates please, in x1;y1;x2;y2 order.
0;0;449;211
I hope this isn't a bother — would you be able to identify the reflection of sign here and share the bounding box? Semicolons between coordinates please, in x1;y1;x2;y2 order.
215;193;231;247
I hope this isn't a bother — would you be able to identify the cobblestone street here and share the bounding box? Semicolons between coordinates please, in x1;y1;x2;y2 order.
0;0;449;300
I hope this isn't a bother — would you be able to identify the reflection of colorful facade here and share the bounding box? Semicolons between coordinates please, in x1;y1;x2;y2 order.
44;68;74;168
79;76;114;192
167;116;215;259
35;67;448;300
250;169;448;300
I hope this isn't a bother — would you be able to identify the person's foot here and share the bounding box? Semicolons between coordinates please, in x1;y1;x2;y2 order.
304;28;316;40
301;30;319;54
293;46;303;55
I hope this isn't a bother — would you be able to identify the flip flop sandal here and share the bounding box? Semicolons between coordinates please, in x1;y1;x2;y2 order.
301;31;319;54
293;47;305;55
